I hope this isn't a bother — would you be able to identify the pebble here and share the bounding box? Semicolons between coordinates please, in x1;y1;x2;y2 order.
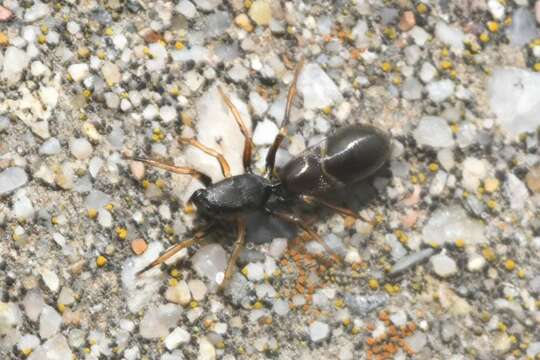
430;253;457;277
399;11;416;32
426;79;455;103
192;244;228;285
187;279;207;301
24;1;49;22
435;21;465;53
41;268;60;293
139;304;183;339
235;13;253;32
309;321;330;343
273;298;289;316
404;332;427;353
389;248;436;276
252;119;279;145
97;209;113;228
462;157;488;191
0;167;29;195
17;334;40;353
413;116;454;148
28;334;72;360
298;63;343;110
2;46;30;84
23;289;44;322
487;0;505;20
68;63;90;82
165;327;191;350
504;173;528;210
131;239;147;255
58;287;76;306
506;7;539;46
344;293;389;316
177;1;197;18
102;62;121;85
422;205;485;246
268;237;287;259
488;68;540;135
402;77;422;100
245;262;265;281
70;138;93;160
198;337;216;360
248;0;272;26
160;106;177;123
0;302;21;348
467;253;486;272
39;138;61;156
12;191;35;221
419;62;437;83
39;305;62;339
165;280;191;306
526;165;540;193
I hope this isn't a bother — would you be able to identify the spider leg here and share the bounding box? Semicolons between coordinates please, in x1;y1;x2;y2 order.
179;138;231;178
219;218;247;292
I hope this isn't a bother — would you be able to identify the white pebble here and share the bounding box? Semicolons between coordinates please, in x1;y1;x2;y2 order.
70;138;93;160
252;119;279;146
413;116;454;148
430;253;458;277
165;327;191;350
39;305;62;339
68;63;90;82
309;321;330;343
269;238;287;259
245;262;265;281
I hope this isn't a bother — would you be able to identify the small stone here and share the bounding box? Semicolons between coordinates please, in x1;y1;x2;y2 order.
23;289;44;322
104;92;119;109
165;280;191;306
426;79;455;103
177;1;197;18
102;62;121;85
435;21;465;53
248;0;272;26
422;205;485;246
17;334;40;354
160;106;177;123
192;244;227;285
0;302;21;348
139;304;183;339
188;279;207;301
389;248;436;276
526;165;540;193
413;116;454;148
129;161;145;180
245;262;265;281
97;209;113;228
58;287;75;306
0;168;29;195
39;305;62;339
504;173;528;210
131;239;147;255
29;334;72;360
419;62;437;83
235;13;253;32
467;253;486;272
0;5;13;21
402;77;422;100
2;46;30;85
404;332;427;353
488;0;505;20
39;138;61;156
430;253;457;277
41;269;60;293
68;63;90;82
507;7;539;47
252;119;279;146
0;32;8;46
309;321;330;343
462;157;488;191
24;1;49;22
399;11;416;32
273;299;289;316
165;327;191;350
269;238;287;259
193;0;221;11
198;337;216;360
70;138;93;160
298;63;343;110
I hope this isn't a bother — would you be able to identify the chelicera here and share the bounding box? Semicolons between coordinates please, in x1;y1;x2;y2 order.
128;60;390;291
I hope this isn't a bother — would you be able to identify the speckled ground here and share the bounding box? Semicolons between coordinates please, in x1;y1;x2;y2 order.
1;1;540;360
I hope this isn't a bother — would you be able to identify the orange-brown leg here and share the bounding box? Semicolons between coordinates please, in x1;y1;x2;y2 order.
270;210;342;264
301;195;359;219
219;218;247;291
136;227;212;276
126;156;212;186
217;86;253;172
179;138;231;178
265;60;304;178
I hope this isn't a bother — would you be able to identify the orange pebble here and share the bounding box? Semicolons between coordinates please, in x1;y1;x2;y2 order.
131;238;147;255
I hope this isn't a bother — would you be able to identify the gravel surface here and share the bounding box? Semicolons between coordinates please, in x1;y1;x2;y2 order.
1;1;540;359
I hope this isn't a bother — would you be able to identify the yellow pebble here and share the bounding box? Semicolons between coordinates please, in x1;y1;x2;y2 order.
479;33;490;43
482;247;496;262
504;259;516;271
96;255;107;267
533;63;540;72
381;62;393;73
115;227;128;240
439;60;452;70
190;301;198;308
334;299;345;308
21;348;32;356
83;89;92;98
168;278;178;287
368;278;379;290
40;25;48;34
455;239;465;248
37;34;47;45
175;41;184;49
105;203;114;211
487;199;497;209
428;163;439;172
484;178;499;193
0;32;9;46
253;301;263;309
498;322;507;332
104;27;113;36
241;266;249;277
487;21;499;33
416;3;428;14
517;269;526;278
57;303;66;313
97;50;106;60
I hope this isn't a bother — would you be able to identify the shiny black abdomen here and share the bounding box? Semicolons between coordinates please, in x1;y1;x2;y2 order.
278;125;390;195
